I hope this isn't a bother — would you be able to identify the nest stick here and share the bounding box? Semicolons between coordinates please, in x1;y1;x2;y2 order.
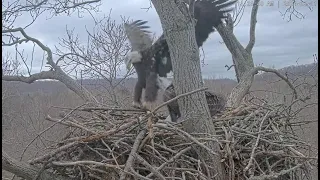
119;129;147;180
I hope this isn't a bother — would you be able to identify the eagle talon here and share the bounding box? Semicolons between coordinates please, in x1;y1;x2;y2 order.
142;101;152;111
132;101;142;109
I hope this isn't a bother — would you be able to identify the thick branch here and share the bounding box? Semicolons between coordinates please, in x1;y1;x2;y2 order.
245;0;260;53
226;13;234;31
2;69;97;102
119;130;146;180
2;70;56;83
227;66;298;108
216;24;254;80
2;150;68;180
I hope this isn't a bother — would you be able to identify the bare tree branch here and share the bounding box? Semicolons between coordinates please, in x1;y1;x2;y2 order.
2;70;56;83
280;0;314;22
2;0;101;29
55;12;133;105
232;0;248;27
245;0;260;53
2;0;103;103
2;27;57;68
227;66;298;108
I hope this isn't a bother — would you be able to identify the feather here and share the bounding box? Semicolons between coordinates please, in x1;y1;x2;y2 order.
124;20;155;106
124;20;153;51
138;0;237;76
123;0;237;107
163;84;226;122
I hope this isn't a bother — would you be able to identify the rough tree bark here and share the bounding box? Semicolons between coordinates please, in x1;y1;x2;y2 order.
2;150;68;180
216;0;261;108
151;0;226;179
218;0;298;108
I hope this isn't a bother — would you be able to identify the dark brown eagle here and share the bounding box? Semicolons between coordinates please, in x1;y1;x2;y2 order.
124;0;236;109
163;84;226;122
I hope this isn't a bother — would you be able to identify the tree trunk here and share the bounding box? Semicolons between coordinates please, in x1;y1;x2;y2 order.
151;1;226;179
216;23;254;81
216;0;261;108
2;150;68;180
217;23;255;108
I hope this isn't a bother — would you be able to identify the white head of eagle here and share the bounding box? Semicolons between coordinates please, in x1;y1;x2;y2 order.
123;20;152;72
125;51;142;71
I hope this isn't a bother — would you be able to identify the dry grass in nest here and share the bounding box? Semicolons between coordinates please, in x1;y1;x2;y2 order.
28;99;317;180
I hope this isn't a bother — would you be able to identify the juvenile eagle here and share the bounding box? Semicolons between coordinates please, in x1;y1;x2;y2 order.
124;0;236;109
163;83;226;122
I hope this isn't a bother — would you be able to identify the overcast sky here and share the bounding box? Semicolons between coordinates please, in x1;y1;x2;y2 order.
4;0;318;79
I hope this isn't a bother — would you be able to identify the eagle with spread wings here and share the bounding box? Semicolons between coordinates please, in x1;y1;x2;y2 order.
124;0;236;109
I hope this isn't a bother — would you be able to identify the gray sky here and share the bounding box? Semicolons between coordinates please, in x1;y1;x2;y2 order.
4;0;318;79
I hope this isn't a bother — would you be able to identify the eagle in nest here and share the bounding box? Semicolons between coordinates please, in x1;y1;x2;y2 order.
163;83;226;122
124;0;236;109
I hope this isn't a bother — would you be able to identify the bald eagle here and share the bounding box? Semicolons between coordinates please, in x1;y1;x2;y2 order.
124;20;157;108
124;0;236;109
163;83;226;122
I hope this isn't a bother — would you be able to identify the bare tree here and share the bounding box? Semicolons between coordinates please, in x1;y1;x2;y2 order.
55;12;133;106
2;0;101;103
150;0;226;179
2;0;103;177
145;0;314;178
214;0;314;107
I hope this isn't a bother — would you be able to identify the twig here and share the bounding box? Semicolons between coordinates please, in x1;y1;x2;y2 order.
146;147;192;178
152;87;208;113
134;153;166;180
154;124;218;156
248;163;304;180
29;142;79;165
243;111;270;173
52;106;146;112
21;103;87;162
119;130;147;180
51;160;124;168
129;167;153;180
80;119;138;142
45;116;98;134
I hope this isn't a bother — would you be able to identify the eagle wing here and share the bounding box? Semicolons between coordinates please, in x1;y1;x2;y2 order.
140;0;237;76
124;20;153;51
194;0;237;46
205;90;226;116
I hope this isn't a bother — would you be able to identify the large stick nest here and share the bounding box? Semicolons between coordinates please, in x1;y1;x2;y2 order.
29;99;317;180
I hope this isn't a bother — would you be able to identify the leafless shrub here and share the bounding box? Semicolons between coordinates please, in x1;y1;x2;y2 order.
55;11;135;106
2;0;101;102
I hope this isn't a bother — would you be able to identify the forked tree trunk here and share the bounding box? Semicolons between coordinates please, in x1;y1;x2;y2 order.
151;0;226;179
216;0;261;108
216;24;255;81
